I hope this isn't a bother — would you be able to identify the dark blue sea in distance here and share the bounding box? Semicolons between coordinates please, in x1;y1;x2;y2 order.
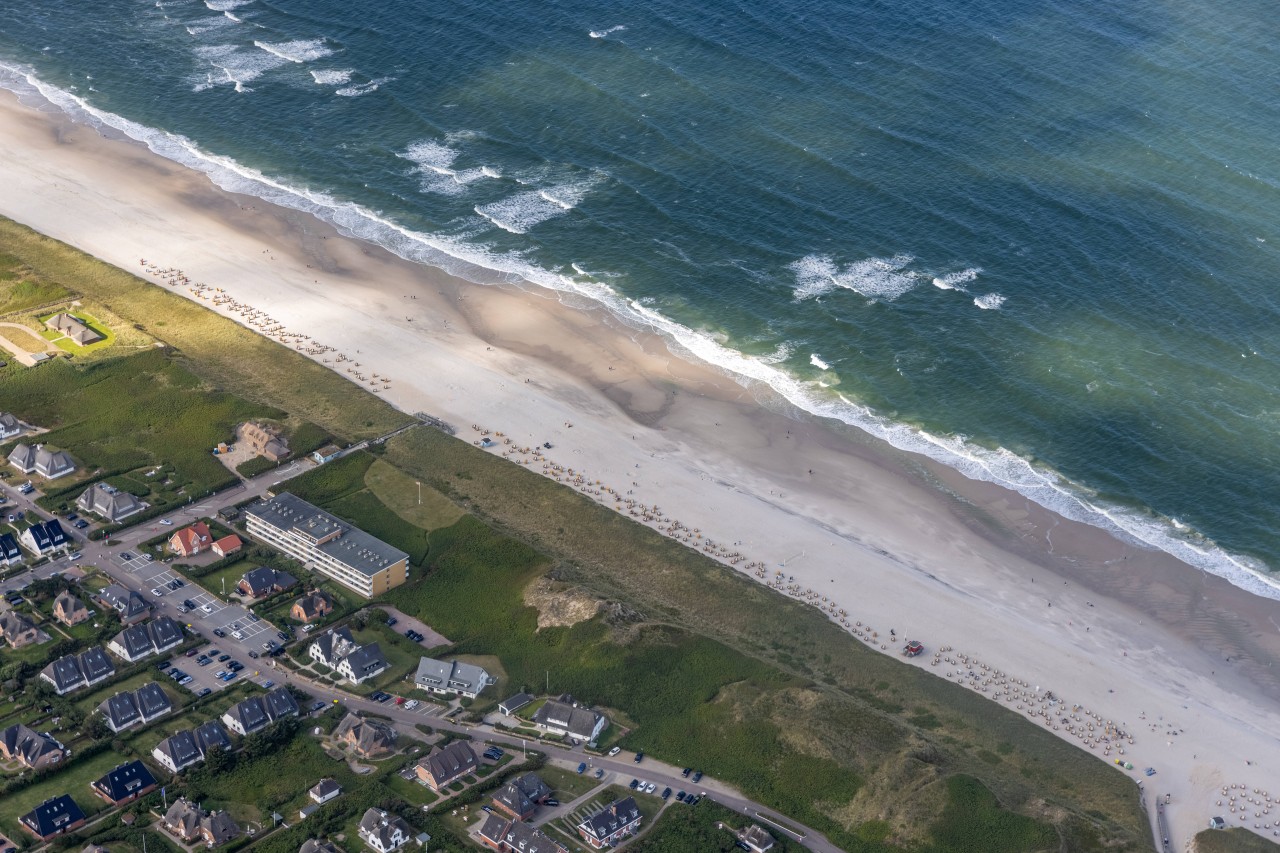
3;0;1280;595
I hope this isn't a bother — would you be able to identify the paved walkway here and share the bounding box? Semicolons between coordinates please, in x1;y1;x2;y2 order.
0;321;58;366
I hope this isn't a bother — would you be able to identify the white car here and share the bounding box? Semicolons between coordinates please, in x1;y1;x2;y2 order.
159;519;173;526
150;587;164;596
608;747;621;756
201;603;213;613
405;700;419;710
645;783;656;794
232;631;243;640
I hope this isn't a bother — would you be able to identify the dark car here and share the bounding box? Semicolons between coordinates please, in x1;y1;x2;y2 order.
386;617;397;626
218;654;231;662
633;752;644;763
681;767;691;777
628;779;639;789
688;795;701;806
277;630;289;641
156;660;171;670
228;661;244;672
173;578;185;587
311;701;326;712
122;552;135;560
198;688;212;697
64;512;78;521
661;787;672;800
675;791;685;802
74;520;89;529
544;799;559;807
692;770;703;783
248;650;259;659
576;763;587;774
183;599;196;609
185;648;199;657
212;628;226;638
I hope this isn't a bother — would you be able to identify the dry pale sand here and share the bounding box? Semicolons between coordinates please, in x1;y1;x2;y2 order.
2;89;1279;845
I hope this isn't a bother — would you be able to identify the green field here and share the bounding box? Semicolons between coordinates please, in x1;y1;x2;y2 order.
0;251;71;315
1193;828;1280;853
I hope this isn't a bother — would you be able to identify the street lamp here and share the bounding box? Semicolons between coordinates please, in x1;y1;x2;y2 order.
416;481;421;506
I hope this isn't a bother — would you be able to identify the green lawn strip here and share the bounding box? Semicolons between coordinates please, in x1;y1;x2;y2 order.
0;216;410;443
537;765;605;801
1192;828;1280;853
349;624;423;694
364;459;465;532
382;773;439;807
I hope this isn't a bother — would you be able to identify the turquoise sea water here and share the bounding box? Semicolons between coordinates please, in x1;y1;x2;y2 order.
2;0;1280;595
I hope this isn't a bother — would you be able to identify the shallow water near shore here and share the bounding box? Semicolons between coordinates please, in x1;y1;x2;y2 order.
2;0;1280;595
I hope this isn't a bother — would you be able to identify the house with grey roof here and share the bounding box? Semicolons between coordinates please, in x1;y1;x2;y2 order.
53;592;90;626
0;611;40;648
221;687;297;736
332;714;396;757
531;695;608;743
263;686;300;720
414;741;478;792
237;566;298;598
0;723;66;771
77;483;145;523
309;626;359;668
19;519;69;556
162;798;239;846
136;682;173;722
39;647;115;696
196;719;233;752
245;493;409;598
498;693;533;716
107;616;184;663
0;532;22;567
310;627;387;685
300;840;344;853
99;692;142;734
357;809;412;853
310;778;342;804
0;412;22;440
46;313;103;346
413;657;494;699
478;816;567;853
7;443;76;479
576;797;642;849
737;824;776;853
95;585;150;625
152;721;232;773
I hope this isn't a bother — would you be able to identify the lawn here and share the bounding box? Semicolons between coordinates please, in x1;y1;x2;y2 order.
0;749;158;839
0;324;49;353
350;623;424;694
364;459;464;532
538;765;605;801
0;251;71;315
38;308;117;352
382;772;440;807
631;797;803;853
1193;829;1280;853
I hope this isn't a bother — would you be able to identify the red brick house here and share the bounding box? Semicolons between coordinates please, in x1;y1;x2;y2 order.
169;522;212;557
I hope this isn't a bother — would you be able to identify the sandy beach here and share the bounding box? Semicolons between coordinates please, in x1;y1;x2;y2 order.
2;88;1278;846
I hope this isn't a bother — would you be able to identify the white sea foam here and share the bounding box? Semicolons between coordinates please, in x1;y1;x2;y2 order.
254;39;334;64
932;267;981;290
195;43;287;91
7;59;1277;603
475;180;595;234
204;0;251;9
974;293;1005;310
224;12;241;22
759;342;794;364
791;253;918;301
399;139;497;196
810;353;831;370
310;69;353;85
335;77;391;97
589;25;627;38
185;16;235;36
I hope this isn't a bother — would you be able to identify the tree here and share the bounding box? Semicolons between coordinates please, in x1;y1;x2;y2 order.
204;744;236;775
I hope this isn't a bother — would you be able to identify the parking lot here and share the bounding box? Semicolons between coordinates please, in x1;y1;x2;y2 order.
162;639;280;696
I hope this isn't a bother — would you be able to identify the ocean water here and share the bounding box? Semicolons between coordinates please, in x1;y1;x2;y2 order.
2;0;1280;596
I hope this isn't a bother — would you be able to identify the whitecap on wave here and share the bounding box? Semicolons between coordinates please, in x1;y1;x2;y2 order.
254;38;335;63
310;69;353;85
974;293;1005;310
194;43;288;92
791;253;917;301
810;353;831;370
475;179;596;233
399;139;497;195
336;76;392;97
932;267;981;290
589;25;627;38
204;0;251;9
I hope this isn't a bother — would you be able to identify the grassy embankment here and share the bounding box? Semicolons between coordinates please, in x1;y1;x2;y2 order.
1193;829;1280;853
0;216;1149;851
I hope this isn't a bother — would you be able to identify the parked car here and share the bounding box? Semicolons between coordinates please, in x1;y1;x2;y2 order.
183;599;196;609
577;763;587;774
197;658;212;667
159;519;173;526
263;680;274;689
261;640;276;651
310;701;326;712
173;578;185;587
248;650;259;659
692;770;703;783
681;768;691;778
277;630;289;641
122;552;135;560
68;552;82;561
74;520;89;529
178;675;192;685
608;746;621;756
222;672;236;681
634;752;644;763
386;617;397;626
404;700;419;710
675;791;686;802
661;788;672;800
629;779;639;789
64;512;78;521
200;604;213;613
212;628;226;638
214;670;227;679
595;768;604;779
156;660;171;670
198;688;211;697
544;798;559;807
645;782;656;794
185;649;199;657
228;662;244;672
150;587;164;596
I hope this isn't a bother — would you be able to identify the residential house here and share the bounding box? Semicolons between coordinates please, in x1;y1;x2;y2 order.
76;483;145;523
309;627;387;685
310;779;342;804
152;721;232;774
91;760;158;805
8;443;76;479
136;681;174;722
0;532;22;567
491;773;553;821
737;825;776;853
53;591;90;626
39;647;115;695
0;411;22;440
108;616;184;663
237;566;298;598
221;687;298;736
0;611;40;648
291;590;334;623
576;797;642;849
211;534;243;557
498;694;532;716
242;422;291;461
531;695;608;743
45;313;103;346
168;522;212;557
0;723;66;771
413;657;494;700
163;798;239;846
311;445;343;465
20;795;86;841
245;493;409;598
332;714;396;758
19;519;70;557
414;741;478;792
300;840;344;853
357;809;412;853
478;817;567;853
95;585;151;624
99;683;172;733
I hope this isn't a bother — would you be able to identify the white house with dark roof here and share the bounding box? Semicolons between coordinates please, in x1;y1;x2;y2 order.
576;797;642;849
357;809;412;853
0;412;22;440
531;695;608;743
310;627;387;685
99;692;142;734
91;760;158;805
478;816;567;853
77;483;145;523
152;721;232;773
413;657;494;699
19;519;69;557
107;616;184;663
310;778;342;804
7;443;76;479
221;687;298;735
20;795;86;841
0;532;22;567
40;647;115;696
